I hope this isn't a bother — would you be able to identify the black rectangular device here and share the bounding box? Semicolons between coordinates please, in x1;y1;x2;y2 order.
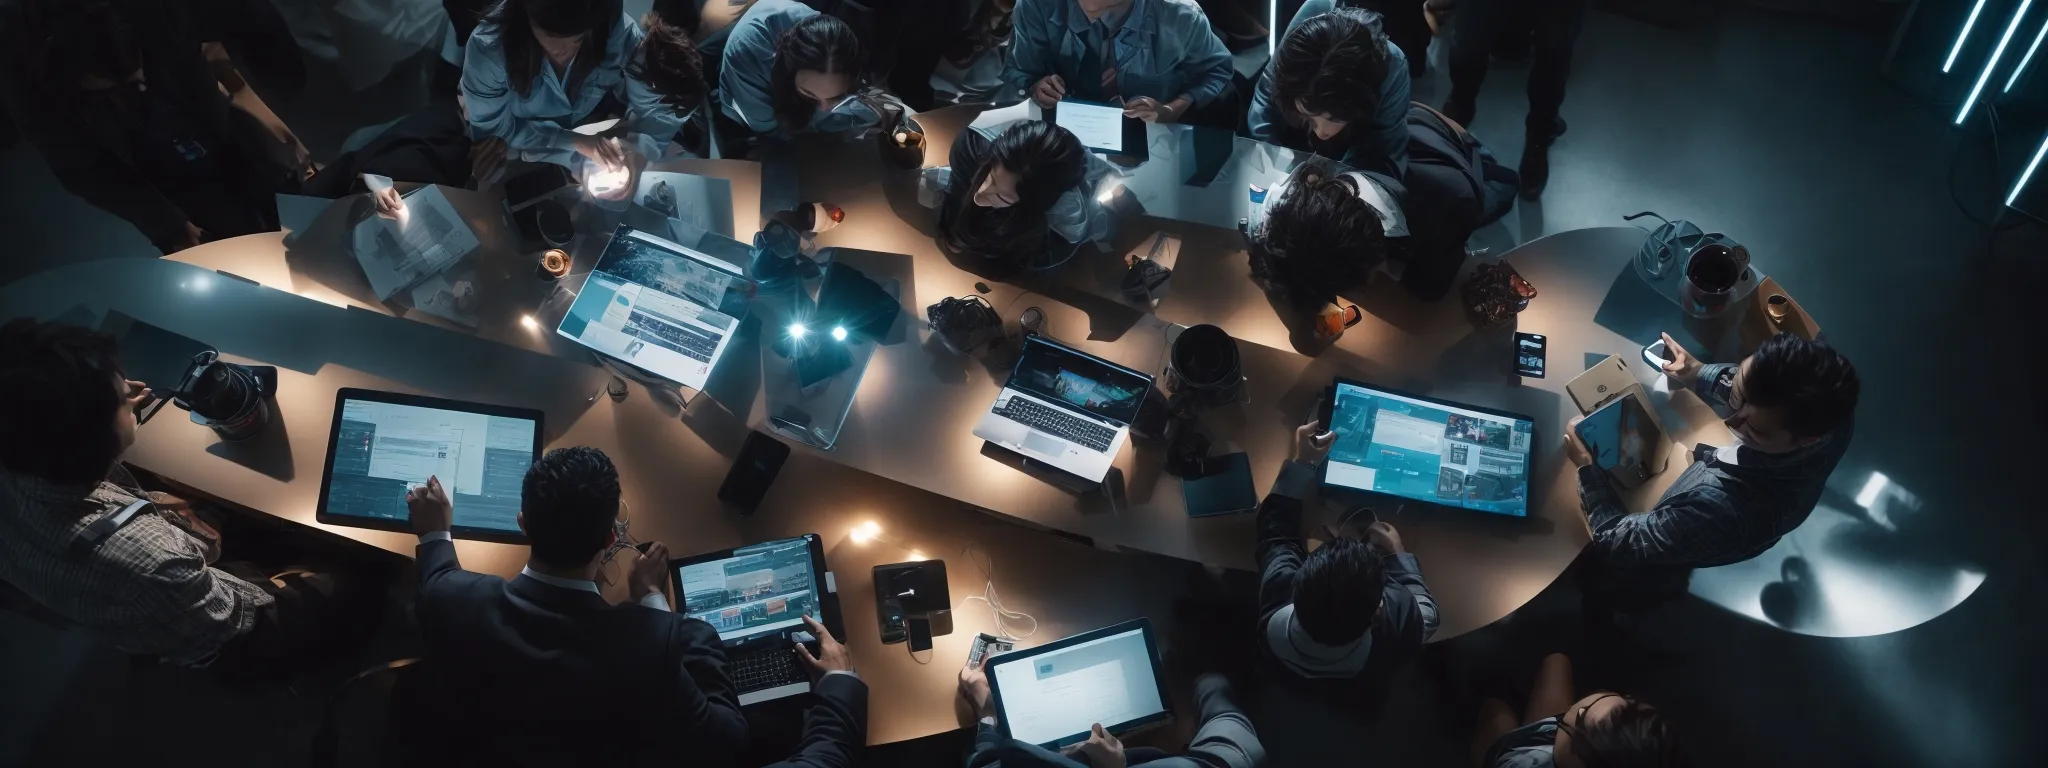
315;388;543;542
1514;332;1547;378
718;431;791;514
1319;378;1538;518
985;618;1171;750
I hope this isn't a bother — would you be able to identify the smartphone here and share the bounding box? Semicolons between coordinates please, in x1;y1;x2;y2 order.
1514;332;1547;378
717;431;791;515
1644;339;1672;370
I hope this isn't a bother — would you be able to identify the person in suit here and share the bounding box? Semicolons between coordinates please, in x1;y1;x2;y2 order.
761;615;870;768
403;446;746;765
1246;4;1411;178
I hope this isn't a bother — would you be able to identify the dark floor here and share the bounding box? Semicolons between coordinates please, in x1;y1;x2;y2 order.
5;3;2048;767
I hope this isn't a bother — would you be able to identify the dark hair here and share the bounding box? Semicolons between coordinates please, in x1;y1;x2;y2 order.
487;0;621;98
1290;536;1387;646
0;319;127;485
940;120;1088;263
1252;165;1387;309
631;13;707;112
1269;8;1390;128
1562;697;1686;768
944;0;1016;66
11;0;141;92
769;15;862;131
520;446;622;569
1739;334;1860;438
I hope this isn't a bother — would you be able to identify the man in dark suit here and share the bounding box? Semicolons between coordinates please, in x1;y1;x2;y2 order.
763;614;869;768
402;446;747;765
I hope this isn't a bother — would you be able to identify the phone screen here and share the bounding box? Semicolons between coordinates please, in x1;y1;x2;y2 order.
1514;333;1547;378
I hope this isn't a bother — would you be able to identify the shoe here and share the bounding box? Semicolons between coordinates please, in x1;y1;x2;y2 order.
1519;140;1551;200
1533;116;1567;140
1441;99;1475;128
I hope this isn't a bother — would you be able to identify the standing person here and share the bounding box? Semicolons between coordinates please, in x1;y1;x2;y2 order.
1255;419;1440;704
461;0;683;177
403;446;747;763
1470;653;1684;767
960;661;1266;768
0;0;306;253
0;320;372;680
1438;0;1591;198
1005;0;1237;129
1248;3;1410;177
1563;333;1860;601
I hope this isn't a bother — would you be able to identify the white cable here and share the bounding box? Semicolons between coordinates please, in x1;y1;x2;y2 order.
957;546;1038;641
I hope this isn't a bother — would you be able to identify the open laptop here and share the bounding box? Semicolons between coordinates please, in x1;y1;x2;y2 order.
671;534;834;706
974;336;1154;483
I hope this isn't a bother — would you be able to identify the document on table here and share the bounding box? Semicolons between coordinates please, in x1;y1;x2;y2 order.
350;185;479;300
1057;100;1126;153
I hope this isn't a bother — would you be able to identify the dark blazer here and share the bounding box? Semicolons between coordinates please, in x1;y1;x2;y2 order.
763;672;869;768
409;538;748;766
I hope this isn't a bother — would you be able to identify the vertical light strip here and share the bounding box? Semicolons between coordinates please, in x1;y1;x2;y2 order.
1268;0;1277;60
2004;15;2048;90
1947;0;1991;72
2006;129;2048;206
1955;0;2034;124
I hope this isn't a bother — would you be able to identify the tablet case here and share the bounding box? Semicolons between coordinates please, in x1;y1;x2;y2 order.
1565;356;1672;488
1181;452;1257;517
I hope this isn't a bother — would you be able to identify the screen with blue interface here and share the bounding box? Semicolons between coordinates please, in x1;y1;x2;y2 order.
1325;382;1534;517
679;538;820;642
556;227;750;391
1010;338;1150;424
323;398;536;532
994;627;1165;747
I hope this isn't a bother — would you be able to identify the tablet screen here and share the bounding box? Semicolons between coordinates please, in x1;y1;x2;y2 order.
556;226;750;392
993;626;1166;747
1055;100;1127;153
1324;381;1535;517
677;537;822;643
321;395;539;534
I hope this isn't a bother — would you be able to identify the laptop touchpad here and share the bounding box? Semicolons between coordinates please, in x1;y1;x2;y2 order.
1024;431;1066;457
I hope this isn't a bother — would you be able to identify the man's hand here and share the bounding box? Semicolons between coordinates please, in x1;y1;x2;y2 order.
1121;96;1180;124
1657;332;1702;387
123;379;152;415
470;136;507;185
960;657;994;719
629;541;669;601
1031;75;1067;108
1562;416;1594;468
1366;521;1405;554
406;475;453;535
794;615;855;679
1070;724;1126;768
372;187;404;219
572;134;626;170
1291;419;1337;465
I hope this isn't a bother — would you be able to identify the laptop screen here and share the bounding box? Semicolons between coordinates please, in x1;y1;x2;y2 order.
1009;337;1152;426
677;537;821;643
555;226;750;392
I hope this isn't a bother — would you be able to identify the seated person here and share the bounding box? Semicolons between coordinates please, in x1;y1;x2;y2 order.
761;616;869;768
1471;653;1682;767
404;447;745;763
1005;0;1236;128
651;0;757;85
960;661;1265;768
1247;4;1411;177
935;0;1019;104
462;0;684;177
1563;332;1860;599
0;0;309;253
925;119;1117;269
719;3;886;141
1255;419;1440;705
1248;163;1400;317
0;320;370;680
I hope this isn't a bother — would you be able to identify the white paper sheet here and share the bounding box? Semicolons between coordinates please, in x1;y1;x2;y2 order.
350;185;480;300
1056;100;1126;152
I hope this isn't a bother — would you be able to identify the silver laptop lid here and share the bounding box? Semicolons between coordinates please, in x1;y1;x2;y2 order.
1005;336;1154;427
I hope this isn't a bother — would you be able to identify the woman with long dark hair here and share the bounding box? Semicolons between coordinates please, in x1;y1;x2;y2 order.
718;0;869;138
1472;654;1685;768
1247;4;1411;177
462;0;683;177
927;119;1117;268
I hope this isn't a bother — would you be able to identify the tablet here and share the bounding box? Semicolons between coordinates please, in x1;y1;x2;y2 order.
986;619;1171;750
1050;99;1146;159
671;534;830;645
315;388;543;542
1319;378;1536;518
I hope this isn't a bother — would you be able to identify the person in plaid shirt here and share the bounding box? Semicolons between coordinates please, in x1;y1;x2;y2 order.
0;319;367;678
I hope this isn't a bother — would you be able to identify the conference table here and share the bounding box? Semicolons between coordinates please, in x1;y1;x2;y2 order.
3;105;1810;745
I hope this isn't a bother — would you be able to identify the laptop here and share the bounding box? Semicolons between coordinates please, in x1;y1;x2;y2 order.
555;225;751;392
974;336;1154;483
670;534;835;706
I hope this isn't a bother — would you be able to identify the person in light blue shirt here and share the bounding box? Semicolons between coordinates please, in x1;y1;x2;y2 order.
1004;0;1235;128
1247;3;1410;177
462;0;685;179
718;1;873;139
926;119;1119;269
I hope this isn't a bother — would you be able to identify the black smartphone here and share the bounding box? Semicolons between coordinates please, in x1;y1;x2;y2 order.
717;431;791;514
1514;332;1547;378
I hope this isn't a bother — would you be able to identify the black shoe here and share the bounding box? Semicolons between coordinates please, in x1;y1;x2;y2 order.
1519;140;1551;200
1442;100;1475;128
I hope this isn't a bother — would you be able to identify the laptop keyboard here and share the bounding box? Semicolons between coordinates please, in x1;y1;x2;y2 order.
997;397;1116;452
731;647;806;692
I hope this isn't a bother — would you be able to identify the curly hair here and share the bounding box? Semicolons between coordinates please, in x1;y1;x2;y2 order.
1251;164;1388;309
1739;334;1860;438
1268;7;1391;127
770;14;863;132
